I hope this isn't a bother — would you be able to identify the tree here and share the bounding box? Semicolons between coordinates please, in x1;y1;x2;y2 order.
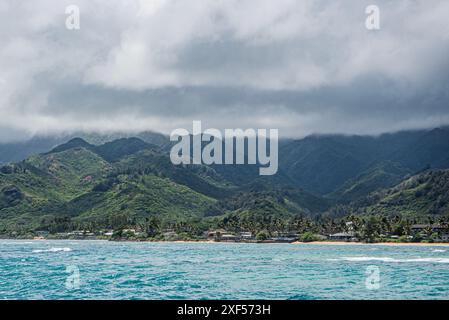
361;216;379;243
256;230;269;241
299;232;319;243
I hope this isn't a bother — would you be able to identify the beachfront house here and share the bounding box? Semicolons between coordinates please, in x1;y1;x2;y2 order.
205;229;240;242
220;234;239;242
240;232;253;240
206;229;227;241
270;231;299;243
411;224;449;241
329;232;356;242
103;230;114;236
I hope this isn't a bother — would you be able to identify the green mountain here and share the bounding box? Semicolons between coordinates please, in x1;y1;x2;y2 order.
349;169;449;216
0;131;169;164
280;135;374;195
279;127;449;195
0;137;328;233
2;126;449;234
329;161;412;202
2;127;449;200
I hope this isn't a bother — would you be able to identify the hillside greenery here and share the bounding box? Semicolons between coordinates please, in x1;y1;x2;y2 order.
348;169;449;216
0;137;329;234
1;129;449;238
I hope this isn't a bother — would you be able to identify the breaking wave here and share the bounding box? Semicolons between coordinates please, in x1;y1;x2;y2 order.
32;247;72;253
332;256;449;263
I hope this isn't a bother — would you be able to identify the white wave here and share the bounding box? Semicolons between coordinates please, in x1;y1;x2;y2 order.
432;249;446;253
408;258;449;263
333;256;449;263
340;257;396;262
32;247;72;253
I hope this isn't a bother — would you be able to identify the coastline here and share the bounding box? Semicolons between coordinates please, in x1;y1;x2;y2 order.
293;241;449;247
2;238;449;247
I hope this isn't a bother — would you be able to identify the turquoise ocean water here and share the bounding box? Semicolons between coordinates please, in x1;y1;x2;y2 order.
1;240;449;300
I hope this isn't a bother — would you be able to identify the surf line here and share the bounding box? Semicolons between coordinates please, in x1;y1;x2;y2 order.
170;120;278;176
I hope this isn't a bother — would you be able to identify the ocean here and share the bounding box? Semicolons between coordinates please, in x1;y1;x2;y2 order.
1;240;449;300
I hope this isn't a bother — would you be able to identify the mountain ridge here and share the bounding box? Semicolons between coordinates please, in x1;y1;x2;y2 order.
0;136;328;232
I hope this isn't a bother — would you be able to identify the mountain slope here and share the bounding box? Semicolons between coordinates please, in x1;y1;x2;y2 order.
0;137;331;232
2;127;449;200
279;127;449;196
60;173;217;223
350;169;449;216
279;135;376;194
329;161;412;201
389;128;449;170
0;131;169;164
2;128;449;234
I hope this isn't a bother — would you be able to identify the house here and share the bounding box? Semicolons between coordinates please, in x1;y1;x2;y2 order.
220;234;238;242
205;229;239;241
411;224;446;232
70;230;87;236
272;231;298;238
315;234;328;241
411;224;449;241
269;236;297;243
55;232;70;238
270;231;298;243
329;232;356;242
205;229;227;241
240;232;253;240
103;230;114;236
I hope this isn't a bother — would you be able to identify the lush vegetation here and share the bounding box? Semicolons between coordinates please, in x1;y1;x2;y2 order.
0;137;328;236
347;169;449;216
1;128;449;241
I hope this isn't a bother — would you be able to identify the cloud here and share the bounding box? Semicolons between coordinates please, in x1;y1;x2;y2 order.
1;0;449;141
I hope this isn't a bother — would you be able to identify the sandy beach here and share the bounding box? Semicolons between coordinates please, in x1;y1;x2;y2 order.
6;239;449;246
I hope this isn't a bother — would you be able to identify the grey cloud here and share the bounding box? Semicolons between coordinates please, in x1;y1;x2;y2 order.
1;0;449;140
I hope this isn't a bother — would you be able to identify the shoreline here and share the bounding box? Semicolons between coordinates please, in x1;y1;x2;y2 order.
292;241;449;247
2;238;449;247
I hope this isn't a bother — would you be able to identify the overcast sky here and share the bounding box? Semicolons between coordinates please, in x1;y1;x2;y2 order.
1;0;448;141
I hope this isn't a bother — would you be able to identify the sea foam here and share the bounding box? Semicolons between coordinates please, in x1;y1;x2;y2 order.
334;256;449;263
32;247;72;253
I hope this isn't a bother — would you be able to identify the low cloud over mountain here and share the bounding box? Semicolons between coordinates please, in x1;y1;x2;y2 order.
1;0;449;141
